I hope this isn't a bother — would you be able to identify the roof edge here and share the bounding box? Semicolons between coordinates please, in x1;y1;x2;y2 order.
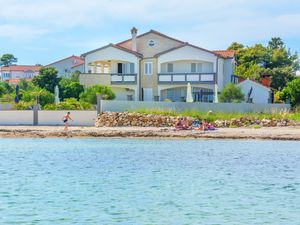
81;43;142;58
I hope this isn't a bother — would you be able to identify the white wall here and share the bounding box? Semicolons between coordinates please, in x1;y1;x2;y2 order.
158;45;217;72
238;80;270;104
84;46;139;74
0;110;97;126
49;58;85;77
0;111;33;125
160;60;214;73
38;111;97;126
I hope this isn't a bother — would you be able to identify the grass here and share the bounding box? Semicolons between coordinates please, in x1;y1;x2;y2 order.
128;108;300;122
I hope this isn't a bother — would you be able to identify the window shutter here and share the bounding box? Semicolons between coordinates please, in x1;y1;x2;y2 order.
130;63;134;73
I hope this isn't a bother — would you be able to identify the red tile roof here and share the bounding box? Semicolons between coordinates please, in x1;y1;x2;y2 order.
0;65;41;72
213;50;235;58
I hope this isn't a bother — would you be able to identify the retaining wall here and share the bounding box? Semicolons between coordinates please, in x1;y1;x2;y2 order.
0;110;97;126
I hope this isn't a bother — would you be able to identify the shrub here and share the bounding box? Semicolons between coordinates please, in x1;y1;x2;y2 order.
21;88;55;107
59;77;84;100
0;93;14;103
279;78;300;108
219;83;245;103
80;85;115;104
14;101;34;110
43;98;92;110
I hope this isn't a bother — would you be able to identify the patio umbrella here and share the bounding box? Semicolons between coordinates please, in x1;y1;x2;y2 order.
247;86;253;103
14;84;20;103
54;85;60;104
186;82;194;102
214;83;219;103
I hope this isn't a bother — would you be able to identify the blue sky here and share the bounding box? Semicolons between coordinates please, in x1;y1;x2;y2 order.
0;0;300;65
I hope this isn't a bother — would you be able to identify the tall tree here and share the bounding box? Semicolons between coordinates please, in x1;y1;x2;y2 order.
0;54;17;66
32;67;60;93
228;37;299;90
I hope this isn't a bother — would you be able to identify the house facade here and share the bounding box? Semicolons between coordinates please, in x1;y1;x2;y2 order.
237;77;273;104
0;65;41;84
80;28;235;102
46;55;84;77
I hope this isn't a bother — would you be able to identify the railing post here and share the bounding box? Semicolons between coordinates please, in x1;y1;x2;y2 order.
97;94;103;115
33;105;39;126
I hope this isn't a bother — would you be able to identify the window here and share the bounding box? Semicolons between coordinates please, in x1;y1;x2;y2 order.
197;63;203;72
148;40;156;47
191;63;202;73
117;63;123;74
167;63;173;73
144;62;152;75
191;63;196;73
3;73;10;78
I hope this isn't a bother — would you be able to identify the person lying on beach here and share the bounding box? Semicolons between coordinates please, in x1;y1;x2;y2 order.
174;118;183;130
62;112;73;132
195;120;215;131
181;117;191;130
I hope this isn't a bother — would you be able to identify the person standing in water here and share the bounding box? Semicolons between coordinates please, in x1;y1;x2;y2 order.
62;112;73;132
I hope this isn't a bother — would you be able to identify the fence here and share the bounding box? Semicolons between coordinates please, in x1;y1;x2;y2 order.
0;110;97;126
100;100;290;113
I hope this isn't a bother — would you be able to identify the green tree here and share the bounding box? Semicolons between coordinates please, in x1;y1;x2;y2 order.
228;37;299;90
21;87;54;106
18;79;36;91
0;54;17;66
219;83;245;103
32;67;60;93
279;78;300;108
0;81;14;96
59;77;84;100
80;85;115;104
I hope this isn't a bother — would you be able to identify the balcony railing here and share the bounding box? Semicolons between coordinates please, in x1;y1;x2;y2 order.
158;73;216;84
110;73;137;84
80;73;137;85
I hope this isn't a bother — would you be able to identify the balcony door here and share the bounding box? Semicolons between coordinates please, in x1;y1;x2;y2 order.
118;63;134;74
143;88;153;101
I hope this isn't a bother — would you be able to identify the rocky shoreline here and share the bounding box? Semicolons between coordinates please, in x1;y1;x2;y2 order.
95;112;299;128
0;126;299;141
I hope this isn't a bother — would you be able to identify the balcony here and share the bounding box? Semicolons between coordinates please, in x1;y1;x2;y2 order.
79;73;137;86
158;73;216;84
110;73;137;84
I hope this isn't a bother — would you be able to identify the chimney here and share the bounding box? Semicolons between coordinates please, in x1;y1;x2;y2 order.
261;74;271;87
131;27;137;52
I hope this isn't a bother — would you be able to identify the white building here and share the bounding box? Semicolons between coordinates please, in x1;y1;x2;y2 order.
46;55;84;77
0;65;41;84
80;28;236;102
238;79;272;104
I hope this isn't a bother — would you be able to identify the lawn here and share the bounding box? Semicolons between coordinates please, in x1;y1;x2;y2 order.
128;108;300;122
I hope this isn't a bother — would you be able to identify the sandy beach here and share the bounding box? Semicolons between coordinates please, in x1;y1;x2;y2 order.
0;126;299;140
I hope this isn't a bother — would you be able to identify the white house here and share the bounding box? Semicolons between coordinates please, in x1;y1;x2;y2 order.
80;28;236;102
46;55;84;77
0;65;41;84
238;79;272;104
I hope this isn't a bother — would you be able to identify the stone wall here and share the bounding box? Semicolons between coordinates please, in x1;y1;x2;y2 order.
95;112;194;127
95;112;298;128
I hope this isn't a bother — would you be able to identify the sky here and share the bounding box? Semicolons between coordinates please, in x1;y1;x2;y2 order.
0;0;300;65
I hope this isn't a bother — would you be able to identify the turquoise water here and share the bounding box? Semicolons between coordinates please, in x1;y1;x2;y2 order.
0;139;299;225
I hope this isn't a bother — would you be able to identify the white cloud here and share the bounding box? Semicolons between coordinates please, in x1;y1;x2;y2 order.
0;0;299;49
0;24;49;40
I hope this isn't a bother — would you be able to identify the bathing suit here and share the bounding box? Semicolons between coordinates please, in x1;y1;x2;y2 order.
63;116;68;123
